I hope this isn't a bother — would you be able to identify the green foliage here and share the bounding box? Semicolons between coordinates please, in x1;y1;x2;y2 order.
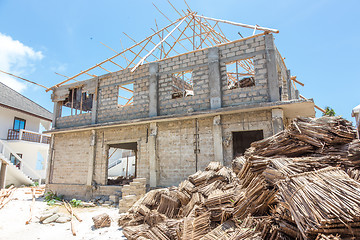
32;181;39;187
323;106;336;116
44;191;62;205
70;198;82;207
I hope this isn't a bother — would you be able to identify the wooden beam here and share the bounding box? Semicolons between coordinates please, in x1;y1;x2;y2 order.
131;16;187;72
193;14;279;33
0;70;48;89
299;95;325;113
291;76;305;86
119;85;133;93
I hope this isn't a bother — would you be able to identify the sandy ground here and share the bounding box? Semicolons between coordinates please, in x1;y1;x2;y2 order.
0;187;126;240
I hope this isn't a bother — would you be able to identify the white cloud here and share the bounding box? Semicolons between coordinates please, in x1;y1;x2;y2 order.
0;33;43;92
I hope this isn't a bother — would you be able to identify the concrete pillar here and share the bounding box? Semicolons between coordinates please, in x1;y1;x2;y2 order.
208;47;222;109
149;63;159;117
149;123;158;187
213;115;224;165
87;130;96;186
272;108;284;135
45;135;54;185
52;102;61;129
286;69;292;100
0;162;7;189
91;77;99;124
294;90;300;99
265;34;280;102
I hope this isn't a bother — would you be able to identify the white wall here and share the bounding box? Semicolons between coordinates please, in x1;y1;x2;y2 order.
0;107;49;140
108;147;136;178
5;141;48;180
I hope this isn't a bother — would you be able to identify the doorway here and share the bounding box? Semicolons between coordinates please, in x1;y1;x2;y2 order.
107;142;137;185
232;130;263;158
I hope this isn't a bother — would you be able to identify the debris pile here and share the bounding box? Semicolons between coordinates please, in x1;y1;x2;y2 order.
118;116;360;239
0;185;16;210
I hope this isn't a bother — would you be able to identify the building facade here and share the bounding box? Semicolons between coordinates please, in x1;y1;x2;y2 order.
46;34;315;199
0;82;52;188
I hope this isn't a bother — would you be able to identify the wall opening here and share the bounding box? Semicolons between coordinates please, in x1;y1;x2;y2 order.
107;142;137;185
118;83;134;107
226;58;255;90
61;87;93;117
232;130;263;157
171;70;194;99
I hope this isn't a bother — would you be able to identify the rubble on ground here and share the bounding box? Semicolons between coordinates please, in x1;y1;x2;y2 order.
118;116;360;240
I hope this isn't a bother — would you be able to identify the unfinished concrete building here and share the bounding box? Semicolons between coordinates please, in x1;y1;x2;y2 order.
45;8;316;199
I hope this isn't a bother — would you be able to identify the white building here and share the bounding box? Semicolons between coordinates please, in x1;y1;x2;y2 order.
352;104;360;138
0;82;52;188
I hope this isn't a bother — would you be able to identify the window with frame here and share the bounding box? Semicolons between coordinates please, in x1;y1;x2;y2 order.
226;58;255;90
13;117;26;131
171;70;194;99
10;153;22;169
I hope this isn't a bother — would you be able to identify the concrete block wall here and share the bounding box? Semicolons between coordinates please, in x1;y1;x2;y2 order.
93;124;149;185
53;34;283;129
56;112;92;128
275;49;290;101
222;110;272;165
97;65;150;123
220;36;269;107
50;131;91;185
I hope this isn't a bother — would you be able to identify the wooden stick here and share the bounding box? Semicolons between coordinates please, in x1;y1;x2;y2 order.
131;16;187;72
68;202;76;236
25;188;35;225
0;70;48;89
290;76;305;86
54;72;79;82
63;200;82;222
192;14;279;33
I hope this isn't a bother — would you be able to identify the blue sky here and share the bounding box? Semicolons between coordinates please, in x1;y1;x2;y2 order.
0;0;359;121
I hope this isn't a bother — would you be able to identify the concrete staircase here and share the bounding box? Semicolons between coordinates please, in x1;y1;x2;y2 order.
0;153;33;186
118;178;147;213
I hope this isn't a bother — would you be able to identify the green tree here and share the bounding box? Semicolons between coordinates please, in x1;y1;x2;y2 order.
323;106;335;116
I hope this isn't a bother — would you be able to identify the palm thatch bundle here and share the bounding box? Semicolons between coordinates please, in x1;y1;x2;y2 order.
119;117;360;240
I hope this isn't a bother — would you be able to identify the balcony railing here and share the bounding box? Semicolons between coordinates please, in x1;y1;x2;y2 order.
7;129;51;144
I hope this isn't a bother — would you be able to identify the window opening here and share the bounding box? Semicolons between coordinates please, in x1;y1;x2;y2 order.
232;130;263;158
171;70;194;99
107;142;137;185
61;87;93;117
118;83;134;107
226;58;255;90
13;117;26;131
10;153;22;169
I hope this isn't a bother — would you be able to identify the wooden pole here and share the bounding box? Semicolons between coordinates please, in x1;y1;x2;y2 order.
193;14;279;33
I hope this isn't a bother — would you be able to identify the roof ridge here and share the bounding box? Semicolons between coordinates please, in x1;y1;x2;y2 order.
0;82;52;115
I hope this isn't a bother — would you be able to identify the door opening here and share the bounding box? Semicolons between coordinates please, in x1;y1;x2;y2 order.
232;130;263;158
107;142;137;186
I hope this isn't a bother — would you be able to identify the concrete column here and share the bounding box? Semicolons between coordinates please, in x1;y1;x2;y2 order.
213;115;224;165
0;162;8;189
286;69;292;100
208;47;222;109
45;135;54;185
149;63;159;117
272;108;284;135
52;102;61;129
91;77;100;124
87;130;96;186
265;34;280;102
149;123;158;187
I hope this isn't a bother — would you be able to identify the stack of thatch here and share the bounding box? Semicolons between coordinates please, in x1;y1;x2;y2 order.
119;116;360;240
